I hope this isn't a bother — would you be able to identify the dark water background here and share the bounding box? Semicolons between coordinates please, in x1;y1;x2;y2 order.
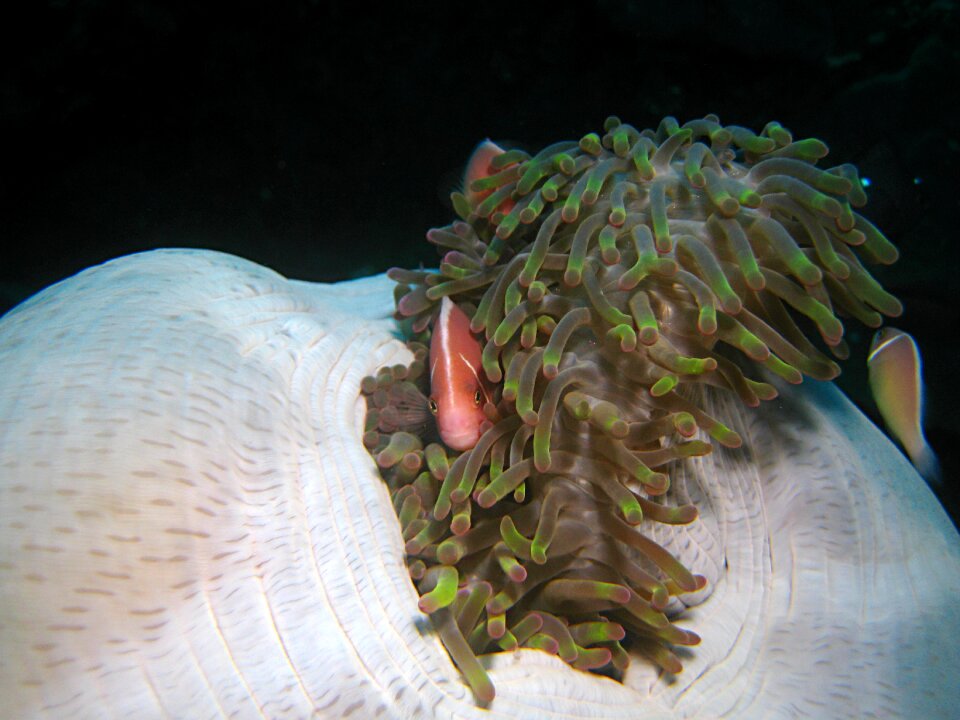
2;1;957;526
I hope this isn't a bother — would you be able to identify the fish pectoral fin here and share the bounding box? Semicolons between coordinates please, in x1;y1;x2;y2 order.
388;381;433;427
912;442;943;488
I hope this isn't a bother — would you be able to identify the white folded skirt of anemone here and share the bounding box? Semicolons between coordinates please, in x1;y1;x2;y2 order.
0;247;958;719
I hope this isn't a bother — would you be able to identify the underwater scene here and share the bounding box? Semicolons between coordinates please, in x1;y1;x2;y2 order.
2;2;958;718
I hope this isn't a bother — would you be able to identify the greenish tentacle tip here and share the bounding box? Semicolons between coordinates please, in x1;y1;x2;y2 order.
367;113;902;704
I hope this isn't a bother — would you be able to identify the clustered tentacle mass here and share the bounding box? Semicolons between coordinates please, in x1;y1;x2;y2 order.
361;115;901;703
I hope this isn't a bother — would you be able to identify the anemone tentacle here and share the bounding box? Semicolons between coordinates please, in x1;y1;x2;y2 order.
366;114;901;704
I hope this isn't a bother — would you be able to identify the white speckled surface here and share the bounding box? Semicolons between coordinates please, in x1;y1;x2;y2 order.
1;249;957;718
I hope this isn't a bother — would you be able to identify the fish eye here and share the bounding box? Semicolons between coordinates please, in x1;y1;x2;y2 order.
474;390;483;406
428;398;438;414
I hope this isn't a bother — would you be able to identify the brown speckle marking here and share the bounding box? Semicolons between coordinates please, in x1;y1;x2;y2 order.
316;694;341;712
43;658;77;669
32;643;57;652
131;470;158;479
106;534;141;543
96;571;131;580
242;482;284;494
60;383;91;392
199;383;231;403
207;356;234;374
170;429;208;448
187;391;219;406
61;606;90;614
22;505;47;513
23;544;64;554
142;439;176;450
246;399;270;416
194;506;217;517
139;554;188;563
61;475;101;483
74;587;115;596
342;699;365;717
129;607;166;617
75;509;103;519
54;526;77;535
150;498;176;507
165;528;210;539
185;416;214;431
120;376;150;388
47;624;86;632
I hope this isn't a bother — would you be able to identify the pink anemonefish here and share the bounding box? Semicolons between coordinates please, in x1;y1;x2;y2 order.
867;327;941;486
428;296;495;451
423;139;519;450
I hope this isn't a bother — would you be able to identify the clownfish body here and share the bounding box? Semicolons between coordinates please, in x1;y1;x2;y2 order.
867;327;941;486
429;297;491;451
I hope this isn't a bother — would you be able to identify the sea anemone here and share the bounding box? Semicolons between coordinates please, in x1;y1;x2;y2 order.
361;114;901;703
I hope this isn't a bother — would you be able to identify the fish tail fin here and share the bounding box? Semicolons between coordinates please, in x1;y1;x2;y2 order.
911;442;943;489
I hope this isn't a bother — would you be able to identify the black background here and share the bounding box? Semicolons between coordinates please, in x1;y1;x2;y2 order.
2;1;957;525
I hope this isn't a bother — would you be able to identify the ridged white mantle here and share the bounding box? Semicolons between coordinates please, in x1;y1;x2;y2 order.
1;249;957;719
